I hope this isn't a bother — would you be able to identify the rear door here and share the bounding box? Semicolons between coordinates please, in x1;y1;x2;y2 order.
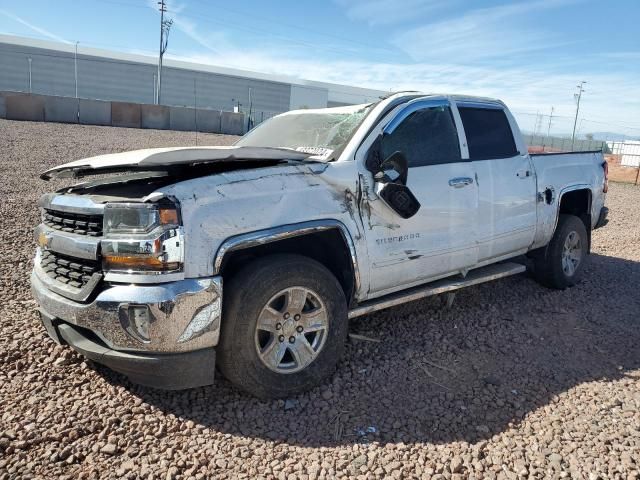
456;102;537;261
359;99;479;297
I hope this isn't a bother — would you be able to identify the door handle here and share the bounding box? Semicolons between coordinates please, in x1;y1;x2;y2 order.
517;170;531;178
448;177;474;188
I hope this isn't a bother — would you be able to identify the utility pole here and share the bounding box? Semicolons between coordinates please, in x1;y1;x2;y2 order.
156;0;173;105
571;81;586;150
74;41;79;98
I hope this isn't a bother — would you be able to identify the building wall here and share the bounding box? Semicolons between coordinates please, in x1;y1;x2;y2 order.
289;85;328;110
0;41;292;115
0;35;387;119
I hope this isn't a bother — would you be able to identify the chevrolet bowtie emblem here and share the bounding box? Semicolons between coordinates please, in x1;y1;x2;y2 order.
38;231;50;249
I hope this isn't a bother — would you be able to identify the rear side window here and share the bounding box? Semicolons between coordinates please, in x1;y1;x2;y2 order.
381;106;461;168
458;107;518;160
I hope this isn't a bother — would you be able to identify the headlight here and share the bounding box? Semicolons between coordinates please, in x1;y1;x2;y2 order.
104;202;179;235
101;200;184;277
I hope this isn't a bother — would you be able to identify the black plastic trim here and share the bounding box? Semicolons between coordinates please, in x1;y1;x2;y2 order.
40;314;216;390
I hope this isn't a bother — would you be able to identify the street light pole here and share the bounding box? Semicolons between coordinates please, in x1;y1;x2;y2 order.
571;81;586;150
27;57;32;93
74;41;79;98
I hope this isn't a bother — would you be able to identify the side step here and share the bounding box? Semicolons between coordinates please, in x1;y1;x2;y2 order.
348;262;526;319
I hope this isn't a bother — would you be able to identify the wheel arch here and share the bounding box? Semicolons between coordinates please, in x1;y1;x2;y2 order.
555;185;593;250
213;220;361;306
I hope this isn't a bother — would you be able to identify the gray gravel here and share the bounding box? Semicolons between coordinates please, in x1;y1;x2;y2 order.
1;118;639;480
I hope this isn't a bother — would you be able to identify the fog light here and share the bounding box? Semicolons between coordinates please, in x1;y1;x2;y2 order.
120;304;153;343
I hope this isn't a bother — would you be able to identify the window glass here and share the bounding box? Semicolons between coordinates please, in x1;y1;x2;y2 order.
381;106;461;168
236;104;373;159
458;107;518;160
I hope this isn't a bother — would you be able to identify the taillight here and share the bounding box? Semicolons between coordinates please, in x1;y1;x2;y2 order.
602;161;609;193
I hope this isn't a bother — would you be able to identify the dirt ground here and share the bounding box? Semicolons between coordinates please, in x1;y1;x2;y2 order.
1;119;639;479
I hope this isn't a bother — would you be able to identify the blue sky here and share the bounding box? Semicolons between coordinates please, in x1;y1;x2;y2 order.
1;0;639;135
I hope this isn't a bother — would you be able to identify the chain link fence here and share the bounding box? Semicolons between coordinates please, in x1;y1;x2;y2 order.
513;111;640;185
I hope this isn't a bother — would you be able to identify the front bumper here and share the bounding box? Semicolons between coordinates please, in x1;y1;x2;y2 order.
31;269;222;353
31;269;223;389
40;311;216;389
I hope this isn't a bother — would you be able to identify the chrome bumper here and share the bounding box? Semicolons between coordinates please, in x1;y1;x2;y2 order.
31;269;223;353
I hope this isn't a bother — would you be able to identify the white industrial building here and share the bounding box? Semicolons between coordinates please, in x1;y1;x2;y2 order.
607;140;640;167
0;34;386;121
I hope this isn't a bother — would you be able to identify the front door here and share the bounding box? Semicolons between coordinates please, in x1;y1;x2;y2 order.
359;99;479;298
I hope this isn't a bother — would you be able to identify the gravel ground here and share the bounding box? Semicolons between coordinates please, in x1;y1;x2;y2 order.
1;118;639;480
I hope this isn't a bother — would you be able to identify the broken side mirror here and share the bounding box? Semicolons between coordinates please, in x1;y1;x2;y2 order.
365;134;383;174
367;148;420;218
376;150;409;185
379;183;421;219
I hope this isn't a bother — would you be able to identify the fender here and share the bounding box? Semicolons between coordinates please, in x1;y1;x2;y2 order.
212;219;361;296
552;184;592;233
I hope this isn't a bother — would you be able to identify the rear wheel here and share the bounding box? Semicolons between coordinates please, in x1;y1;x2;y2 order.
218;254;348;398
532;214;588;289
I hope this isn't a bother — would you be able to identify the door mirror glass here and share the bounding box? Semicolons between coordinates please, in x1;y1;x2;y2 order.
379;183;421;219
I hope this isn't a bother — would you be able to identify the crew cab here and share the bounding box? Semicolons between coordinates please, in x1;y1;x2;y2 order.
31;93;608;398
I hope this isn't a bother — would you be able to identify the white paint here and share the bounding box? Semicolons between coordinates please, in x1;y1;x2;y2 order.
43;92;607;303
41;146;314;179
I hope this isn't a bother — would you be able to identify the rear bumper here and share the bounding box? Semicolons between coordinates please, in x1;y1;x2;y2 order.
40;311;216;390
594;206;609;229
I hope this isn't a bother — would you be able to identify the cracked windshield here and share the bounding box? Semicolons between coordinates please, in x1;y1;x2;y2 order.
236;104;373;159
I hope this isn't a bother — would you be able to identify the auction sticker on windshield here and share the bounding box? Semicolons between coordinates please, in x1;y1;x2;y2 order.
295;146;333;160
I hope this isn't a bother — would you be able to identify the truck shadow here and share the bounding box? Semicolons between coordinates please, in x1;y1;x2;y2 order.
108;252;640;447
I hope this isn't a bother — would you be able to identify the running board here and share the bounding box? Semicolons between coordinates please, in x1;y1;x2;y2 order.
348;262;526;319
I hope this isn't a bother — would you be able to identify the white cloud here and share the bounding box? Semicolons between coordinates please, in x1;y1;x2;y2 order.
169;45;639;134
0;9;70;44
393;0;578;62
335;0;450;26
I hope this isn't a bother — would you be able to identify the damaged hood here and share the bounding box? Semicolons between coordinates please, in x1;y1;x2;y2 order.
40;146;315;180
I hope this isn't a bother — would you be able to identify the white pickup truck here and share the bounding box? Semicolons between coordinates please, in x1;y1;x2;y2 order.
32;92;608;398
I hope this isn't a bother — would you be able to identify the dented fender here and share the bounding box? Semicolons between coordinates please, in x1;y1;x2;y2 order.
150;161;371;296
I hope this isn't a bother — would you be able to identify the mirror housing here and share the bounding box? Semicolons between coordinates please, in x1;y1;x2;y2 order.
365;137;420;218
365;134;383;174
377;151;408;185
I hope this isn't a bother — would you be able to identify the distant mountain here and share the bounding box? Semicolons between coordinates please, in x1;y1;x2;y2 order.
589;132;640;142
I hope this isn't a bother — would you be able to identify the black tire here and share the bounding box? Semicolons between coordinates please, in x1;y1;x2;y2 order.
533;214;588;289
217;254;348;399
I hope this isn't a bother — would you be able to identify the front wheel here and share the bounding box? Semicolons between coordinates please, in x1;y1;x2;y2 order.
532;214;588;289
217;254;348;399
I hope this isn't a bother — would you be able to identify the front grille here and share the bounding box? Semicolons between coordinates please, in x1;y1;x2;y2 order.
40;250;101;289
43;209;103;237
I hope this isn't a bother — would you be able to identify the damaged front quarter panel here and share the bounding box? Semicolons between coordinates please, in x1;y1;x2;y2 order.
152;160;368;288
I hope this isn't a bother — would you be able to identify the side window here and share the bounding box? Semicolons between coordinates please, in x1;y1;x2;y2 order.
381;106;461;168
458;107;518;160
